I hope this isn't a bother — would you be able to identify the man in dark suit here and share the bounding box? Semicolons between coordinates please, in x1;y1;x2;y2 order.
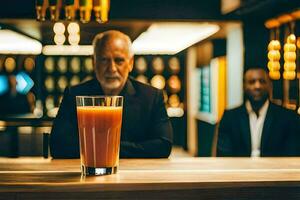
50;30;173;158
217;67;300;157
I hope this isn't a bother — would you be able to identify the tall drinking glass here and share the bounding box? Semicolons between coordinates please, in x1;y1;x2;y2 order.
76;96;123;176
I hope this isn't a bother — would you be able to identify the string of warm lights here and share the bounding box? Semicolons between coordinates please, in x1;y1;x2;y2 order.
283;34;297;80
265;9;300;80
267;39;281;80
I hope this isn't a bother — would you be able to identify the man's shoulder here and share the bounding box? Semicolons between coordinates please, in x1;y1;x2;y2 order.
224;104;245;114
129;77;160;95
269;102;299;117
68;78;98;94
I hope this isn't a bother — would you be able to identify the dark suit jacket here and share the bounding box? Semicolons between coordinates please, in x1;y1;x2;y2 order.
50;77;173;158
217;102;300;157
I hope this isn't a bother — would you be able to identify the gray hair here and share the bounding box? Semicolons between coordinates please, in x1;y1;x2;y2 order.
92;30;134;57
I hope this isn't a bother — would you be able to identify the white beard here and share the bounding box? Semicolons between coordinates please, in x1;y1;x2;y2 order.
100;78;122;90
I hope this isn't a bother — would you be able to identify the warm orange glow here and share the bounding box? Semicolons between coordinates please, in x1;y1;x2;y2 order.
217;56;226;122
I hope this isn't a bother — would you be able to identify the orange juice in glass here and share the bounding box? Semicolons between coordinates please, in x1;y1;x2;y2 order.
76;96;123;176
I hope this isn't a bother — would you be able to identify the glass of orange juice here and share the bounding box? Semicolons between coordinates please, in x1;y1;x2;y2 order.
76;96;123;176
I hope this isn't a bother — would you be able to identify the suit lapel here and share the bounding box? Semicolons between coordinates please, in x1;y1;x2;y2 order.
239;106;252;154
120;79;140;140
260;103;273;153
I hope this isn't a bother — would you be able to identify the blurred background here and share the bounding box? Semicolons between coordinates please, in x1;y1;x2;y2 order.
0;0;299;157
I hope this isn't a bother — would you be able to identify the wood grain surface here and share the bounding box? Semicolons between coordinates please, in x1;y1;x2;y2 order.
0;157;300;199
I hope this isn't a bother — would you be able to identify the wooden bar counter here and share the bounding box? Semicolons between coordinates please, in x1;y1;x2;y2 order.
1;157;300;199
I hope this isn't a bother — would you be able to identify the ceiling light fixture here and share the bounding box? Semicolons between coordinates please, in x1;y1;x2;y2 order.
0;30;42;55
132;23;220;55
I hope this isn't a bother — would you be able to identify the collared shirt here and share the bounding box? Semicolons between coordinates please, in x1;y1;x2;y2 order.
245;100;269;157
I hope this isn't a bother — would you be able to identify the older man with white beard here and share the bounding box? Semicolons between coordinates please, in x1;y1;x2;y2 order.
50;30;173;158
